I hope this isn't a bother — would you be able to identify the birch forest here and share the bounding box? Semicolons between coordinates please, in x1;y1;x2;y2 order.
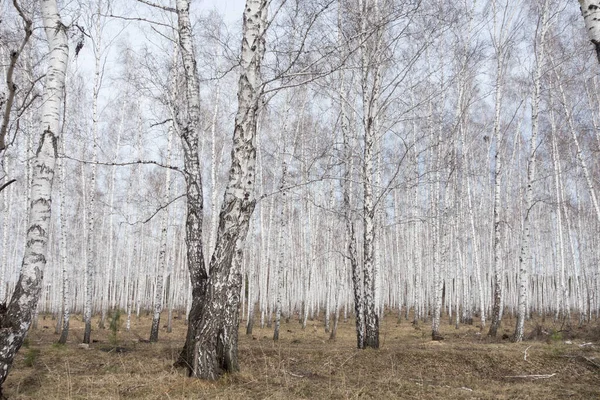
1;0;600;397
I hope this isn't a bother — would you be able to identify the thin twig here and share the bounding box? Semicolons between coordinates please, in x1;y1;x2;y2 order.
135;0;176;13
0;179;16;193
523;345;532;362
61;154;183;174
503;373;556;379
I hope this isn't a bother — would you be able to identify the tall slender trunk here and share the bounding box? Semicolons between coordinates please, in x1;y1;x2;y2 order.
150;125;174;342
58;135;70;344
174;0;208;370
514;0;548;342
273;158;288;341
488;27;505;338
360;0;383;350
340;67;363;348
83;2;103;344
0;0;68;391
100;97;125;329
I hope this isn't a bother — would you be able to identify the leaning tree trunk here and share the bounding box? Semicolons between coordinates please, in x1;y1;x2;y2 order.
0;0;68;393
173;0;208;371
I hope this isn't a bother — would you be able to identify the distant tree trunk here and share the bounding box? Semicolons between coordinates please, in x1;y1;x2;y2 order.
550;56;600;224
100;97;125;329
273;159;288;342
0;0;68;392
58;135;70;345
514;0;548;342
487;5;506;337
150;124;174;342
83;1;103;343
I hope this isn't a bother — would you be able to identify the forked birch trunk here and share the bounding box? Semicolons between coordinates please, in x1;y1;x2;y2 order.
180;0;267;379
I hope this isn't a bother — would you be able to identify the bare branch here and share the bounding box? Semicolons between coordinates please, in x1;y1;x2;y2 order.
0;179;16;194
135;0;176;13
141;193;185;224
1;0;33;151
102;13;174;29
61;154;183;175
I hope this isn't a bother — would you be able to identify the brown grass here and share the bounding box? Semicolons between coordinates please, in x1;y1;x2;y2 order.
4;312;599;399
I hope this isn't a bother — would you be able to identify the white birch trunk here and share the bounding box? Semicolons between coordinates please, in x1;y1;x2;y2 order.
0;0;68;390
488;1;506;336
273;158;288;341
183;0;267;379
514;0;548;342
57;135;70;344
150;125;173;342
83;3;103;343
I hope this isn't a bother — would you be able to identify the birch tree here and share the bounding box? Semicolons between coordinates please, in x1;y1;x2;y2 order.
514;0;550;342
0;0;68;392
487;0;520;337
171;0;267;379
149;124;173;342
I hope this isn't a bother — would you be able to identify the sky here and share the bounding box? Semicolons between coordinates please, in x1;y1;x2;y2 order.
204;0;246;23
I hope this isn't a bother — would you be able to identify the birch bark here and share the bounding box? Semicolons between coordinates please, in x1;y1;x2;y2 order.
0;0;68;391
178;0;267;379
359;0;383;350
174;0;208;370
83;1;103;344
514;0;549;342
578;0;600;62
488;0;507;337
150;124;173;342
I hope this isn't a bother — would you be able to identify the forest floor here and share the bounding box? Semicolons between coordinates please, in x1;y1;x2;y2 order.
3;311;599;399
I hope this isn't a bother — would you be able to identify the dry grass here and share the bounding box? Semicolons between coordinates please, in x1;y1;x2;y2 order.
4;312;599;399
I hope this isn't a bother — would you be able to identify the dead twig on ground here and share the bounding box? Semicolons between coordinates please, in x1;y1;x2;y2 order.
503;373;556;379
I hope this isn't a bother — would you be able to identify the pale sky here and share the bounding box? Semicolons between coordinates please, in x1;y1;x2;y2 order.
204;0;246;23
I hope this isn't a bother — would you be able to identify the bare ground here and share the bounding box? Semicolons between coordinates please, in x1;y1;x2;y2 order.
4;312;599;399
